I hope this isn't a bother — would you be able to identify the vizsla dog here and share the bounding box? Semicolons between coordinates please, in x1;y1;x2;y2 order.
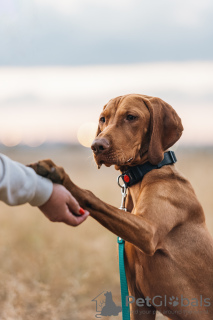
30;94;213;320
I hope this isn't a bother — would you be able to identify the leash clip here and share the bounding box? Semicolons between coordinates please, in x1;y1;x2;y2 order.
117;174;128;211
119;184;127;211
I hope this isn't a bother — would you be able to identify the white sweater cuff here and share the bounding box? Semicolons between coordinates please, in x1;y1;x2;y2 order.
0;154;53;207
29;175;53;207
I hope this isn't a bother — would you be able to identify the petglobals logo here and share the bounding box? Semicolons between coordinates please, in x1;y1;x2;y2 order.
92;291;122;318
126;295;211;308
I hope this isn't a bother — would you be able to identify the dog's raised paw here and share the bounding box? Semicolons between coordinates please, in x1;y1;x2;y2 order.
28;159;65;184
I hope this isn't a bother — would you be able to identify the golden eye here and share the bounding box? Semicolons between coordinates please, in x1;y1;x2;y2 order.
100;117;105;123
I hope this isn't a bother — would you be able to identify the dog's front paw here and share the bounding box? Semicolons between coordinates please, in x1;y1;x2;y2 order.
28;159;65;184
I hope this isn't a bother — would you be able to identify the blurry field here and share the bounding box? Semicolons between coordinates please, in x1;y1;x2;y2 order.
0;145;213;320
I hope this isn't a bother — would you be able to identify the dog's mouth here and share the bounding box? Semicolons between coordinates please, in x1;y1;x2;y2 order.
95;156;113;169
94;152;134;169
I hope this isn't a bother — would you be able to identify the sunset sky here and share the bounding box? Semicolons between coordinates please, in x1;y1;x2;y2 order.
0;0;212;147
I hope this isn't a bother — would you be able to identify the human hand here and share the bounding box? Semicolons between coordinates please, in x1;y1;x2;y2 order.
39;184;89;226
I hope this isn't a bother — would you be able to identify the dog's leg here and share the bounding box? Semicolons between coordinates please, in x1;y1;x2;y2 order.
29;160;157;255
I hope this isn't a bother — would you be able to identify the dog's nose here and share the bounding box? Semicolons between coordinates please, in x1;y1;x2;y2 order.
91;138;110;154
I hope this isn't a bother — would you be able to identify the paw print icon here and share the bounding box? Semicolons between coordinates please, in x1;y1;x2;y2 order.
169;296;179;307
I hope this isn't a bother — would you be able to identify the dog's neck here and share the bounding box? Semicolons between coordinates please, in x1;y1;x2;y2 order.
118;151;177;188
115;151;149;172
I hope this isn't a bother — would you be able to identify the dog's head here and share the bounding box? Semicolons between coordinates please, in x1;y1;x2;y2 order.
91;94;183;169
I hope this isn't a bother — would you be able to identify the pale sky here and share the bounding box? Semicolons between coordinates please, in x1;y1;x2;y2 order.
0;62;213;147
0;1;212;147
0;0;213;65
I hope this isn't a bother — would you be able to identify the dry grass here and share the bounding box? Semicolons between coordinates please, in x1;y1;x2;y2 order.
0;145;213;320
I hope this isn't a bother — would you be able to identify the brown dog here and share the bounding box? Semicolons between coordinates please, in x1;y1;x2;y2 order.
30;94;213;320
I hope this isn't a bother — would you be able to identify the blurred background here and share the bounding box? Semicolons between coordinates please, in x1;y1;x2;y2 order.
0;1;213;319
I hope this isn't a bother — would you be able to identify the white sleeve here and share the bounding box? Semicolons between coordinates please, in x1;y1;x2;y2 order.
0;154;53;207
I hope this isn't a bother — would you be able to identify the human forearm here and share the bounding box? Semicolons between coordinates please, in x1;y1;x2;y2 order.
0;154;53;206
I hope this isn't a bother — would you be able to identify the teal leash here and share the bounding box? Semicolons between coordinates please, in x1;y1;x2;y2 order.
117;236;130;320
117;181;130;320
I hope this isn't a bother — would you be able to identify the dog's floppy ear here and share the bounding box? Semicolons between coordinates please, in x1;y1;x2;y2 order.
143;97;183;165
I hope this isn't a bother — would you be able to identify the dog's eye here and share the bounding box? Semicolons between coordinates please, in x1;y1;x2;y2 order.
100;117;105;123
126;115;137;121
